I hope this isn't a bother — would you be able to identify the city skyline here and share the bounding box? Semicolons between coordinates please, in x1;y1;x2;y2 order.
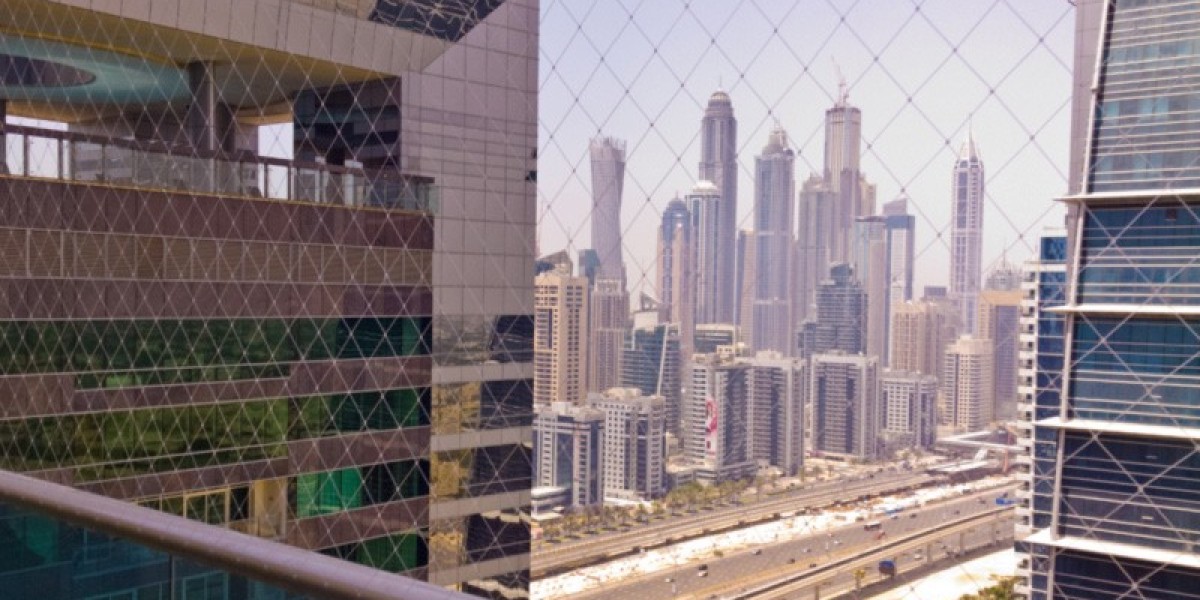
538;1;1073;302
8;1;1199;598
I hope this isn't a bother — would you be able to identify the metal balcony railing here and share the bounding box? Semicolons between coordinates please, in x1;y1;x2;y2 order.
0;469;467;600
1;124;435;212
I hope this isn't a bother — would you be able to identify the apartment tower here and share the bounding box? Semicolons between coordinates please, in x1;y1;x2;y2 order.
1021;1;1200;596
0;0;538;595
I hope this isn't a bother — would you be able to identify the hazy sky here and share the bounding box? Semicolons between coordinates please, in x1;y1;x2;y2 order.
537;0;1076;299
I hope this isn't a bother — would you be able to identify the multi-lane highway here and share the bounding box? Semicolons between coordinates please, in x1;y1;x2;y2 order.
533;471;935;578
742;509;1015;599
567;485;1014;600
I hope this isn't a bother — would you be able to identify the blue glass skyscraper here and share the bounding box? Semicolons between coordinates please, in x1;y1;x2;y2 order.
1021;1;1200;597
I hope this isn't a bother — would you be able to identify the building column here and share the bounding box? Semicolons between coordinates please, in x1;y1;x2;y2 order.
0;99;7;173
185;61;233;155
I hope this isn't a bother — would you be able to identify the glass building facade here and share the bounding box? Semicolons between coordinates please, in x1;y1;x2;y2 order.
1023;1;1200;597
0;0;534;597
621;323;681;438
1015;232;1067;597
0;467;467;600
0;501;306;600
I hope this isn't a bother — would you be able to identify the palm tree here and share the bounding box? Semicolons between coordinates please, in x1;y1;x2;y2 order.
853;567;867;597
959;576;1017;600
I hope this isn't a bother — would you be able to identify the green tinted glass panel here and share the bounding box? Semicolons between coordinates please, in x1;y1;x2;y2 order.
296;468;362;518
0;400;287;480
289;388;430;438
357;533;426;573
0;318;431;389
363;460;429;504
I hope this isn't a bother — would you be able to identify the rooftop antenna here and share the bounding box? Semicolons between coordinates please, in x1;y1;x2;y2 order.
831;57;848;105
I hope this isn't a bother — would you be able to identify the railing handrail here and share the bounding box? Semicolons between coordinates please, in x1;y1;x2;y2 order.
0;123;436;212
2;122;377;176
0;469;468;600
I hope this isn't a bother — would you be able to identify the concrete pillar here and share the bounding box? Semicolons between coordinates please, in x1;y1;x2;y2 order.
185;61;233;155
0;98;7;173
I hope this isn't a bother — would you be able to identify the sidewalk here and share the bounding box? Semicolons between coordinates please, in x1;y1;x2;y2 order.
870;548;1016;599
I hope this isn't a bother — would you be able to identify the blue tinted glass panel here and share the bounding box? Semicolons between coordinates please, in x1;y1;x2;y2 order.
1059;432;1200;551
1078;203;1200;305
1069;317;1200;427
1089;2;1200;192
0;503;304;599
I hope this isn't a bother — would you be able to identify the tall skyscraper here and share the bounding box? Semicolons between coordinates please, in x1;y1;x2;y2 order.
587;137;630;395
824;89;877;266
1014;231;1067;596
578;249;602;288
694;324;741;355
533;403;605;508
687;180;723;326
950;130;985;334
852;216;889;362
0;0;536;594
699;90;738;324
940;336;994;431
589;137;627;281
535;271;589;406
796;92;875;332
977;289;1021;420
537;250;574;277
589;388;666;501
622;322;682;438
984;256;1022;291
811;353;880;461
588;278;627;393
880;371;938;452
889;299;954;378
751;127;796;354
799;263;867;359
795;175;836;324
1021;2;1200;597
658;198;692;325
882;196;917;305
737;228;757;338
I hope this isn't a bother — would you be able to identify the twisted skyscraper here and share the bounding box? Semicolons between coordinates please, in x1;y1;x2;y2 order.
590;137;628;282
589;137;629;393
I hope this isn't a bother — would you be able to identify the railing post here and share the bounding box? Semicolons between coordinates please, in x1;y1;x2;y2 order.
23;128;31;177
0;99;6;174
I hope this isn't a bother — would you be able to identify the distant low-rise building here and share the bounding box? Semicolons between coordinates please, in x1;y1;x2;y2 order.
811;352;880;461
533;403;605;507
881;370;938;452
941;336;995;431
589;388;667;501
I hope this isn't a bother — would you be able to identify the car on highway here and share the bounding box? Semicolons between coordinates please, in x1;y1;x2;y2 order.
752;548;763;555
697;563;709;577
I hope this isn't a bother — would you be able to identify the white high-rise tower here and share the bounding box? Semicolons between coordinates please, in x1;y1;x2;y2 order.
950;130;984;334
